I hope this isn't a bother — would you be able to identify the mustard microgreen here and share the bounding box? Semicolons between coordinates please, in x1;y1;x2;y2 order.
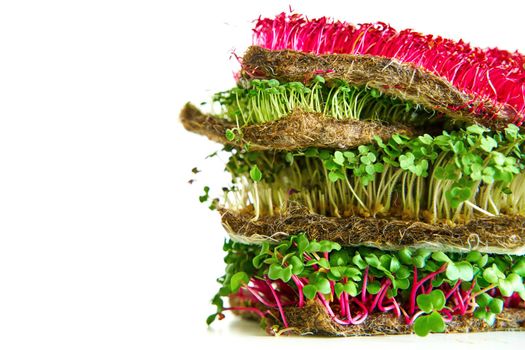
222;125;525;223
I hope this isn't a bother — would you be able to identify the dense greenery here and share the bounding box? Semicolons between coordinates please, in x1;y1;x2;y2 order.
209;234;525;336
221;124;525;222
199;71;525;337
213;77;436;126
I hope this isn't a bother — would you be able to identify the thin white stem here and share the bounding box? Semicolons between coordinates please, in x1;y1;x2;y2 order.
464;200;495;217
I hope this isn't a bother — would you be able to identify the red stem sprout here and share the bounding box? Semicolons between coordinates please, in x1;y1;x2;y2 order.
265;276;289;328
252;13;525;124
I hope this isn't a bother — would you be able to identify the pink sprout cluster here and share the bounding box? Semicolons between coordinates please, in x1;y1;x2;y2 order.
230;252;523;330
253;13;525;124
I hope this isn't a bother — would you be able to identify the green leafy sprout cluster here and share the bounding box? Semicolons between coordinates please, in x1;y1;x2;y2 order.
221;124;525;222
208;234;525;336
194;74;525;336
212;76;436;126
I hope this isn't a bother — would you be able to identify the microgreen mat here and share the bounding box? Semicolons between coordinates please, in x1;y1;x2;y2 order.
213;76;436;126
208;234;525;336
253;13;525;123
219;124;525;223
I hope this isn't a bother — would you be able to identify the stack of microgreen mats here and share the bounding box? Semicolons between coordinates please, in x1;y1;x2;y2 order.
181;13;525;336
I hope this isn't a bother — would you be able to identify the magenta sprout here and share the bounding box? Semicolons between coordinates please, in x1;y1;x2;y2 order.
253;13;525;124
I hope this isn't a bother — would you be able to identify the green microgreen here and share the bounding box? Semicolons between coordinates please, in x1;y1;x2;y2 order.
225;129;236;141
220;125;525;223
413;310;446;336
213;77;436;126
249;165;262;182
199;186;210;203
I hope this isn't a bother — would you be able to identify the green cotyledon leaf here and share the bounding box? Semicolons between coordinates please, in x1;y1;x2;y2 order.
416;290;446;313
414;311;446;336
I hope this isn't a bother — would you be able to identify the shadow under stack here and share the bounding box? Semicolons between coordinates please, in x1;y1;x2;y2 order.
181;13;525;336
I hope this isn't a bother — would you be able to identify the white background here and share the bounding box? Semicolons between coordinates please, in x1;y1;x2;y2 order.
1;0;525;349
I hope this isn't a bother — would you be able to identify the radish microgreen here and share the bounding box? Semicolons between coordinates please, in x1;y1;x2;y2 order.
208;234;525;335
253;13;525;124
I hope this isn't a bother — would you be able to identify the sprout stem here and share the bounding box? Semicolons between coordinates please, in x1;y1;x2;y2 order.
291;275;305;308
361;267;369;304
464;200;496;217
265;276;289;328
245;285;277;308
